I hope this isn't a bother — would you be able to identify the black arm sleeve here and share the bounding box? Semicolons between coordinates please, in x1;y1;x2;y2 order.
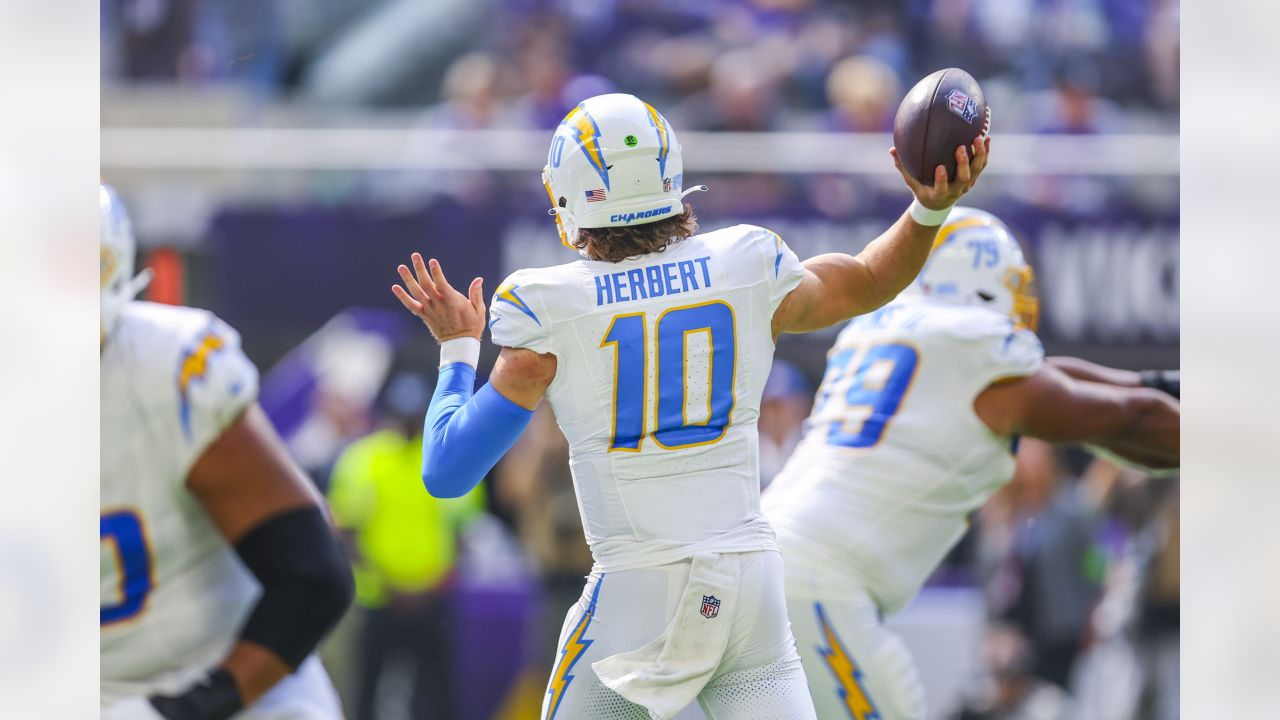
233;505;355;669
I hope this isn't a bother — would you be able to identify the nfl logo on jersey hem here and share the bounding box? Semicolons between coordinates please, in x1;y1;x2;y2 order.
701;595;721;619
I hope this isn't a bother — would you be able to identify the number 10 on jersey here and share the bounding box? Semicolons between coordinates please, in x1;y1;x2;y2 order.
602;300;737;451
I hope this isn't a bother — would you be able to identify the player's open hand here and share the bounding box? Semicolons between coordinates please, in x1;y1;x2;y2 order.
392;254;486;342
891;107;991;210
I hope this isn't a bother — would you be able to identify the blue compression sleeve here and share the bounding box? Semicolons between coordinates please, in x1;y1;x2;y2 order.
421;361;534;498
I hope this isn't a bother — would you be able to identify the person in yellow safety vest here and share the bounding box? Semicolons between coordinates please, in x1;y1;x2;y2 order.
328;372;485;720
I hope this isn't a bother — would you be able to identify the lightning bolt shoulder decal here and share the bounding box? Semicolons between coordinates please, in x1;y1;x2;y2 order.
176;325;227;441
495;283;541;326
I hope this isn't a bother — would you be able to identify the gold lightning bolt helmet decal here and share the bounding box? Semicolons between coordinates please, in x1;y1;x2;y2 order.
561;105;610;190
642;101;671;178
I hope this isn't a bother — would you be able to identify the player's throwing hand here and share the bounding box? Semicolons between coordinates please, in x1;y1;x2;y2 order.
392;253;486;342
890;107;992;211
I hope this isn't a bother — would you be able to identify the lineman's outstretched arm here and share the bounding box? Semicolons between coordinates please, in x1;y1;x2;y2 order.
1048;356;1179;400
1047;356;1141;387
392;254;556;498
772;129;991;339
149;405;355;720
974;364;1179;469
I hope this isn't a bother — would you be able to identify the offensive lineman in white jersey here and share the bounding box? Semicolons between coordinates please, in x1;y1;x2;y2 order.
389;93;989;719
761;207;1180;720
100;186;353;719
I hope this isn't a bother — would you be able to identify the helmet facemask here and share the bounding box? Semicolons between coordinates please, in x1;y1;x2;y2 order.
1004;264;1040;332
913;207;1039;333
100;185;152;342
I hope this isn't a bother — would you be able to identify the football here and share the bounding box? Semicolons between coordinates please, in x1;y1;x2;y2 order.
892;68;989;184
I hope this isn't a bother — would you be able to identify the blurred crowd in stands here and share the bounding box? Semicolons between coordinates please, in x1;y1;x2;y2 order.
102;0;1179;135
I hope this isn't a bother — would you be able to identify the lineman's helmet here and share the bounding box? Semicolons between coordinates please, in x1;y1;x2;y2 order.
907;207;1039;331
542;93;703;249
100;184;152;340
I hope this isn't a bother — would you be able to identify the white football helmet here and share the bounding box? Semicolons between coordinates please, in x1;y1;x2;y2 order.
100;184;152;340
908;206;1039;331
542;93;704;249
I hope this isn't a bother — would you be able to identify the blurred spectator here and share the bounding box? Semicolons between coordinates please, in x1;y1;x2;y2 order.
1071;460;1181;720
111;0;199;81
423;52;505;130
509;25;573;129
1137;488;1179;720
679;48;785;132
1027;56;1125;136
758;360;812;488
823;55;902;133
1145;0;1180;109
327;372;485;720
952;624;1072;720
980;439;1104;689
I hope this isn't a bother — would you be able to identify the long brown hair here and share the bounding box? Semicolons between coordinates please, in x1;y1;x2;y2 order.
575;204;699;263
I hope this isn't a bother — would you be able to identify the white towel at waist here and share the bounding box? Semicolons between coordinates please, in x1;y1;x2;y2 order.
592;552;740;720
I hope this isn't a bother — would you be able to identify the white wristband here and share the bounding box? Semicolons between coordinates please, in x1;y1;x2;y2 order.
909;200;954;227
439;337;481;368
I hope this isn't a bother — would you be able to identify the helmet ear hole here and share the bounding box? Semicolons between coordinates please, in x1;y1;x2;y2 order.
976;290;996;302
558;196;567;208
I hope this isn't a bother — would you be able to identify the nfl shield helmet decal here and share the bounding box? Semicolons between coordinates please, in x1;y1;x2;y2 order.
701;595;721;619
945;89;979;123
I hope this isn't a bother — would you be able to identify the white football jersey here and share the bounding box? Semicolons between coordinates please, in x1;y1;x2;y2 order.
100;302;261;701
762;297;1044;614
489;225;805;572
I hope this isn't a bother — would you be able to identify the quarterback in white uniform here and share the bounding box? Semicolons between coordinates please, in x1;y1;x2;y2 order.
390;93;989;719
762;208;1180;719
100;186;353;719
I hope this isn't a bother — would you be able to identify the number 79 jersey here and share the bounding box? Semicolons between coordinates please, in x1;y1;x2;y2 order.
762;297;1044;614
489;225;805;572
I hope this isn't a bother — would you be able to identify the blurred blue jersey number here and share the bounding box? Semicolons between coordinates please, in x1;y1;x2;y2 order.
815;342;919;448
101;510;153;625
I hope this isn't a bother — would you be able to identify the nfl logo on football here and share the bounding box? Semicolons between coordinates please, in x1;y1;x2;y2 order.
700;595;721;619
945;89;978;123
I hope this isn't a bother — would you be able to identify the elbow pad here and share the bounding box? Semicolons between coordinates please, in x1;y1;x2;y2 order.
233;506;354;669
